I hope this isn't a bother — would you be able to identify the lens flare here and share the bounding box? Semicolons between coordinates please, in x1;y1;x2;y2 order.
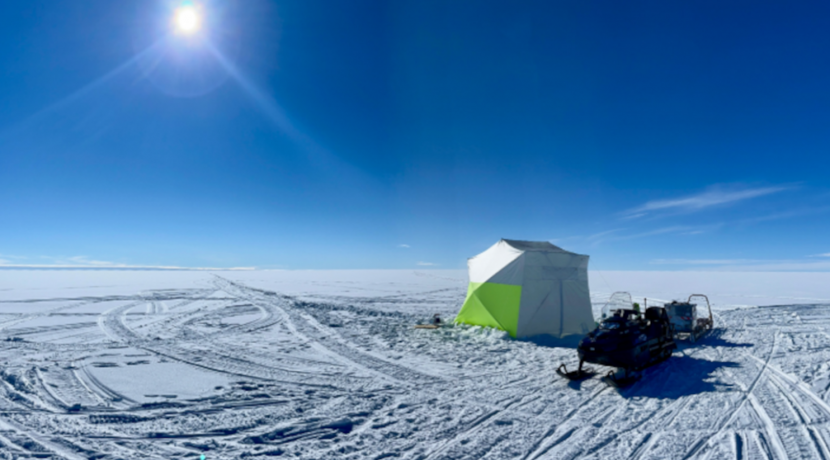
174;4;201;34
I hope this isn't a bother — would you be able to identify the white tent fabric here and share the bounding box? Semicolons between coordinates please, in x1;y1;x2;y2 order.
463;239;594;338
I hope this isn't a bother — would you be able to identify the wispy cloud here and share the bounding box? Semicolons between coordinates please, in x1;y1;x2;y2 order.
813;253;830;258
398;244;411;249
622;185;790;219
555;225;709;248
417;261;438;266
66;256;117;266
592;226;699;245
711;260;830;271
619;226;694;240
0;263;256;270
736;206;830;225
651;259;759;265
650;258;830;271
585;228;626;241
620;213;646;221
0;255;255;271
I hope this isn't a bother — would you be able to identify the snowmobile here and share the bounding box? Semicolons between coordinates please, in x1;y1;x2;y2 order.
664;294;713;342
558;293;676;386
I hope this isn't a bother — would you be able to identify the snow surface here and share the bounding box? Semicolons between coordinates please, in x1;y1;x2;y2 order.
0;269;830;459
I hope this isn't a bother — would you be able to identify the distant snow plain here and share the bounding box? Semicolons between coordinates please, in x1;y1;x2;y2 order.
1;269;829;459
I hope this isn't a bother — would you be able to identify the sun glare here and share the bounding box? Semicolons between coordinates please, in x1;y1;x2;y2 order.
174;5;201;34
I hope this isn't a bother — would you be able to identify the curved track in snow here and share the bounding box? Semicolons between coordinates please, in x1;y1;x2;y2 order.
1;273;830;458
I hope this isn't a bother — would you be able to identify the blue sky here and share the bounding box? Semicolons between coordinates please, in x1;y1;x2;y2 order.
2;0;830;270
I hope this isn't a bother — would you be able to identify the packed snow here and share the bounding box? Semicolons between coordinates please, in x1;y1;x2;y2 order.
1;269;830;459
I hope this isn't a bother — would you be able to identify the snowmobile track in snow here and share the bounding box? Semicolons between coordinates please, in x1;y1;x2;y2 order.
216;277;446;386
5;273;830;459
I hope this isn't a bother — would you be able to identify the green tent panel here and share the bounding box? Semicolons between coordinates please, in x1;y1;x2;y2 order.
456;282;522;337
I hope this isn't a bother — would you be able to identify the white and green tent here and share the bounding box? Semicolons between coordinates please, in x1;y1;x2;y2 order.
456;239;594;338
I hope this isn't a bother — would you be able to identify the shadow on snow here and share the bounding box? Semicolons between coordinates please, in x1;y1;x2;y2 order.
620;355;741;399
519;334;583;349
622;330;751;399
518;327;752;351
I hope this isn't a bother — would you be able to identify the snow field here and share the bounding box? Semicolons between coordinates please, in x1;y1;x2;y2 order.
0;270;829;458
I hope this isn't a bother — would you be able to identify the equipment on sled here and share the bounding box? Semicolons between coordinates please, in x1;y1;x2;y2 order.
558;292;676;387
414;313;444;330
663;294;713;342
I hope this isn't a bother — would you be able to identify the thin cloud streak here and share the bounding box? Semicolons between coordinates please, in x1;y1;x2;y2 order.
0;255;254;271
591;225;700;246
549;229;626;246
650;258;830;272
0;264;255;271
736;205;830;225
620;213;646;221
586;228;626;241
573;185;809;251
66;256;115;266
710;261;830;271
559;225;713;248
622;185;790;218
651;259;760;265
612;226;691;240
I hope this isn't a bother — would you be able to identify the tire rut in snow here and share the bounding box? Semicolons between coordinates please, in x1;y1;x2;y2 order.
679;330;780;460
214;276;444;386
96;292;370;390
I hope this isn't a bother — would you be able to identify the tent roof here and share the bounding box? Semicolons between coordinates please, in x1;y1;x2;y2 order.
501;239;566;252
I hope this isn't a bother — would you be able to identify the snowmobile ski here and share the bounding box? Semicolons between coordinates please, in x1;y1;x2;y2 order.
556;362;594;381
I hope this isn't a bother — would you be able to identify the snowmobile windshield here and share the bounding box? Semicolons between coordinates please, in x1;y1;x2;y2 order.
599;320;622;330
600;292;634;320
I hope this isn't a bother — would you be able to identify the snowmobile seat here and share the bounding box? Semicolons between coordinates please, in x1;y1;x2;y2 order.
645;307;668;323
645;307;672;339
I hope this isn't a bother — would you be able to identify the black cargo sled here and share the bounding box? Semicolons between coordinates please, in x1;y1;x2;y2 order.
558;299;676;387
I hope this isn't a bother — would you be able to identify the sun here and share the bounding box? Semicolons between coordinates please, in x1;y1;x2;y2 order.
174;4;201;34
